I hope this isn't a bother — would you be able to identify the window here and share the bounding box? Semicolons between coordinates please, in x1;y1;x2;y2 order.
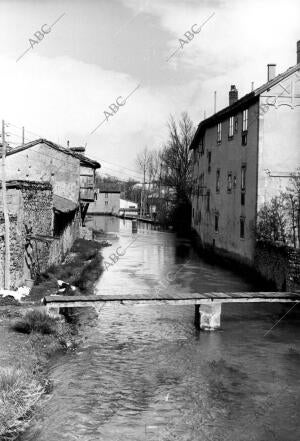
241;165;246;191
227;172;233;192
216;169;220;193
242;132;247;146
242;109;248;132
105;201;108;206
105;193;108;198
229;116;234;138
200;137;205;155
240;217;245;239
234;116;238;133
206;190;210;212
241;192;245;206
214;214;219;232
217;123;222;143
207;151;212;173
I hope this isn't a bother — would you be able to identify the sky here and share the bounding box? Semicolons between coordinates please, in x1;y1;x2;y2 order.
0;0;299;181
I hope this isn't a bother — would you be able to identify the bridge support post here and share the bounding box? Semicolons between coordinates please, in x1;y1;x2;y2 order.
47;306;61;319
199;303;221;331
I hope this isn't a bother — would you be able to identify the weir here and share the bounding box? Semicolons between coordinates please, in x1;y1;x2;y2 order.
43;291;300;331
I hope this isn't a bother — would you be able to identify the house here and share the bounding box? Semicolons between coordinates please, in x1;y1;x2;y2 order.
0;139;100;288
190;41;300;265
119;199;139;217
88;183;121;215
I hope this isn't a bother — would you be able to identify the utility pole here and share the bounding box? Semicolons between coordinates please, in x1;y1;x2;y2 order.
1;120;11;289
142;162;146;217
22;126;25;146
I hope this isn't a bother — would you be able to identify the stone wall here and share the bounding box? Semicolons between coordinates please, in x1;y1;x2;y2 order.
254;241;300;291
0;214;23;289
48;209;80;266
1;181;81;289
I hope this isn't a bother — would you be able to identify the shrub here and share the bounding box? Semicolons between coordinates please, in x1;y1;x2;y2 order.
12;310;56;335
0;367;43;440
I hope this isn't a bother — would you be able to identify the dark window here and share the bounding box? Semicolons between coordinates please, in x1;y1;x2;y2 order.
240;217;245;239
234;116;238;133
241;192;245;206
200;137;205;155
214;214;219;232
241;165;246;191
242;132;247;145
208;151;212;173
227;172;233;192
216;169;220;193
206;191;210;212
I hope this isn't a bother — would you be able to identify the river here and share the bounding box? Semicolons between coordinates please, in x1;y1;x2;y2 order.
22;216;300;441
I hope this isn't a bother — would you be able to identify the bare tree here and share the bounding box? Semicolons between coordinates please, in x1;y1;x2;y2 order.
160;112;194;201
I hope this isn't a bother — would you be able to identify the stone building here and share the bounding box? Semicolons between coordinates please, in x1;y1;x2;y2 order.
0;139;100;289
190;41;300;265
88;183;121;215
0;181;53;288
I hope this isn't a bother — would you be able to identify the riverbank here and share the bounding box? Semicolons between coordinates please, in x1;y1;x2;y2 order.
0;306;77;440
0;238;105;440
29;238;105;302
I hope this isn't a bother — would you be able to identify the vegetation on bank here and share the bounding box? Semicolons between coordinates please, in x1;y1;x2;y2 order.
0;366;43;441
0;309;76;441
29;238;104;301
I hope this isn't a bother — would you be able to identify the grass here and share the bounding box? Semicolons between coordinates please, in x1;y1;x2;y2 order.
0;367;44;441
11;310;57;335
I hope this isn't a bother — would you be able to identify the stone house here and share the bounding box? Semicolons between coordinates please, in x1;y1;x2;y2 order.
88;183;121;215
190;41;300;266
0;139;100;289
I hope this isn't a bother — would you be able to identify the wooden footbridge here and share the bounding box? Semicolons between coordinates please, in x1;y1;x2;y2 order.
43;291;300;331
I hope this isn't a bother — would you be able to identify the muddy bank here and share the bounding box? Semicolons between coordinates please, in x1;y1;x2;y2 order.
29;238;105;302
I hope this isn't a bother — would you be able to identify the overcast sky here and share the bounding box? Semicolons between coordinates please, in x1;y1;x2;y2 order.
0;0;299;180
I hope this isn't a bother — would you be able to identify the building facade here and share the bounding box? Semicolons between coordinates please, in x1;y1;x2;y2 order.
88;184;121;215
190;42;300;265
0;139;100;288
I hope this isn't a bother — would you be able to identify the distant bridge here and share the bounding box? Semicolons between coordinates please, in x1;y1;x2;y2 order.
43;291;300;331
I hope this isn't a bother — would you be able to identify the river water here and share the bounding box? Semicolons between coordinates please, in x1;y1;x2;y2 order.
22;217;300;441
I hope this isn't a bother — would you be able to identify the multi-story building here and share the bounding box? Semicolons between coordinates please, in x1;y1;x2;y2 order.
190;41;300;265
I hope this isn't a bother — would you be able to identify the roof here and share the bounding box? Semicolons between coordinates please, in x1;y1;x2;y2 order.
190;63;300;150
53;195;78;213
1;138;101;169
97;182;121;193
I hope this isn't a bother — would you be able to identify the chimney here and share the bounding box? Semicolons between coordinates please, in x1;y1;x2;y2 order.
67;140;70;148
297;40;300;64
229;85;238;105
267;64;276;82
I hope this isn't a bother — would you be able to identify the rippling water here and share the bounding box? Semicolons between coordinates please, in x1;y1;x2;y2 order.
22;217;300;441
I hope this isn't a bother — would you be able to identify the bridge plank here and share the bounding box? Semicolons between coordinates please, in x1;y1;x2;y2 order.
43;291;300;308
